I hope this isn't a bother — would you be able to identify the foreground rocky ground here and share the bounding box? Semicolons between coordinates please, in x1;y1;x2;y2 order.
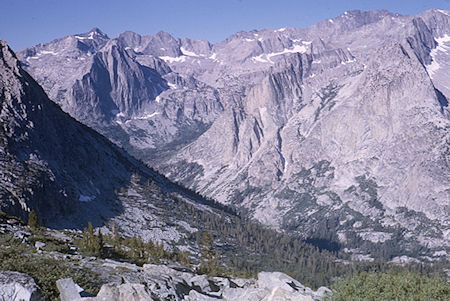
1;265;330;301
56;266;329;301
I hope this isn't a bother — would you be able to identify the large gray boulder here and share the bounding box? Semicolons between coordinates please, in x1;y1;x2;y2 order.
85;283;152;301
0;271;41;301
56;278;83;301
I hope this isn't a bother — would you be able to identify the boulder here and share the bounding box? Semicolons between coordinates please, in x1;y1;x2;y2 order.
257;272;315;297
34;241;46;251
56;278;82;301
0;271;41;301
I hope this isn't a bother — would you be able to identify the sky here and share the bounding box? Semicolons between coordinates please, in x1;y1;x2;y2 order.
1;0;449;51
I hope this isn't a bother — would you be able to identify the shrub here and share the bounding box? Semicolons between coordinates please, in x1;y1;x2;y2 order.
27;210;39;229
325;271;449;301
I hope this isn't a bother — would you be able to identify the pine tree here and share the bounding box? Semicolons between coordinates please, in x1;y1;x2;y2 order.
27;210;39;230
198;232;222;275
113;231;121;253
78;222;103;257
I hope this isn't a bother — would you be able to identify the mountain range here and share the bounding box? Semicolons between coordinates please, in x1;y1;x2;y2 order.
12;9;450;260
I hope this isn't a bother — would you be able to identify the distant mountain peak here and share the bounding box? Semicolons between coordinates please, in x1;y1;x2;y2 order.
74;27;109;41
154;30;176;40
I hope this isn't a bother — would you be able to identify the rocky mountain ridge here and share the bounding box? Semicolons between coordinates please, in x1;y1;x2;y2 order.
16;9;450;260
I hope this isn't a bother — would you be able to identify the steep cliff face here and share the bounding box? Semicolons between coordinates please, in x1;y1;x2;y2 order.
69;39;169;124
17;9;450;258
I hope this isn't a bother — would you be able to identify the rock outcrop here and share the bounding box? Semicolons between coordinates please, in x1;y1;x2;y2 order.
57;264;330;301
0;271;41;301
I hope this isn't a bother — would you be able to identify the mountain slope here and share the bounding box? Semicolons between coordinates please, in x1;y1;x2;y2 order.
1;39;128;224
161;10;450;259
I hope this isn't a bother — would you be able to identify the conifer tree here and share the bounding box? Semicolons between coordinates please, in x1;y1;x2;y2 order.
27;210;39;229
198;232;222;275
78;222;104;257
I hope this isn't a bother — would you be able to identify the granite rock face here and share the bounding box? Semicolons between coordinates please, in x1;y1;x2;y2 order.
17;9;450;258
0;271;41;301
56;278;83;301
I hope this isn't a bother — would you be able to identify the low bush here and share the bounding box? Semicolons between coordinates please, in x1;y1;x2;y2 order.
325;271;449;301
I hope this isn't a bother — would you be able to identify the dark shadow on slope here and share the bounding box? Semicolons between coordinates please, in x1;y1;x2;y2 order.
304;238;341;253
435;88;448;112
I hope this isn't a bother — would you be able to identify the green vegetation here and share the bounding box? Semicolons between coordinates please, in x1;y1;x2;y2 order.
196;232;225;276
325;271;450;301
77;226;190;268
314;83;340;121
114;234;168;265
27;210;39;229
28;233;71;254
77;222;104;257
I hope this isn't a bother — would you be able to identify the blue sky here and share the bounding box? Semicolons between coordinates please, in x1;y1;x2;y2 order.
1;0;449;50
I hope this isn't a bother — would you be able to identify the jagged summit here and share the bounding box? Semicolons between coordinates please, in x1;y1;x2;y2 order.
73;27;109;39
90;27;107;35
0;40;21;73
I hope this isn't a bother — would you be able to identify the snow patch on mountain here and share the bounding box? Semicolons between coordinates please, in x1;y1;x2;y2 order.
180;46;200;57
426;34;450;78
437;9;450;16
252;44;309;63
160;55;186;63
132;112;160;120
74;31;100;40
79;195;96;202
